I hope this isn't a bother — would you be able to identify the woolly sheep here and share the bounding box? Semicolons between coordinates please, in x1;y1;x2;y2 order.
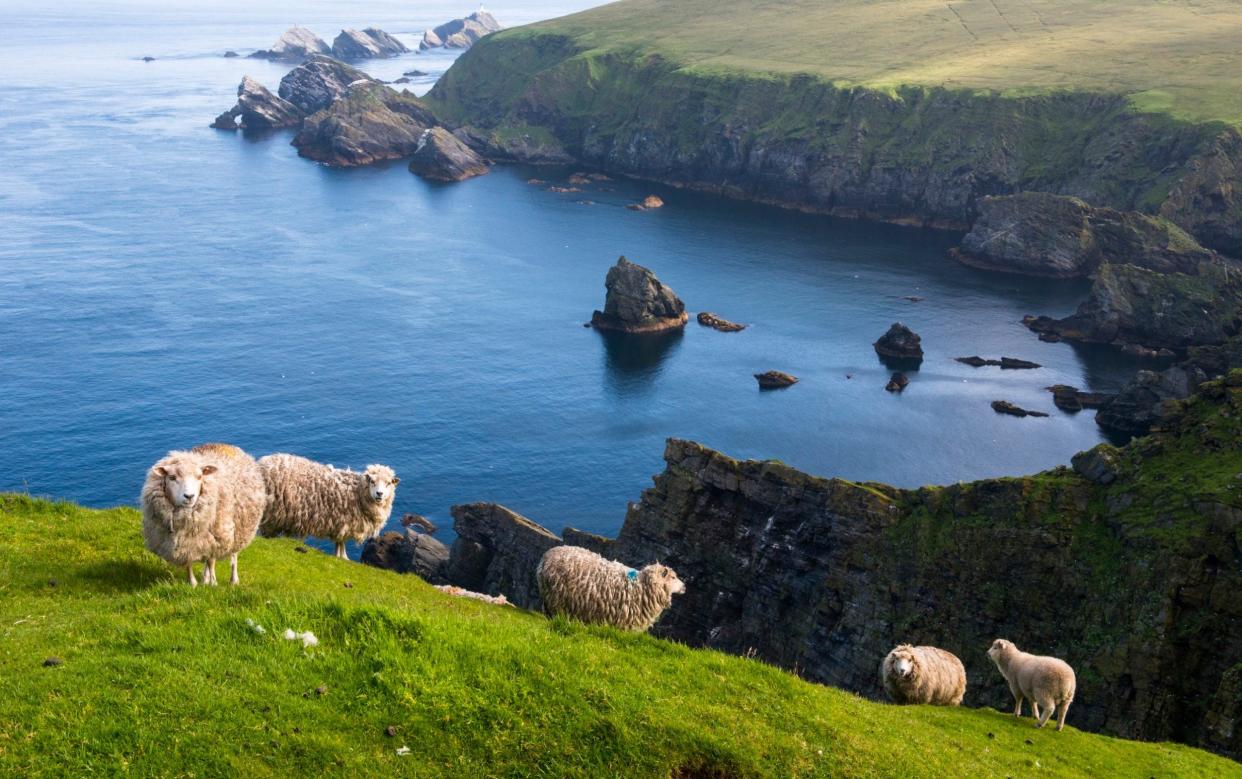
880;644;967;705
257;453;399;560
140;443;265;586
987;638;1077;730
536;545;686;632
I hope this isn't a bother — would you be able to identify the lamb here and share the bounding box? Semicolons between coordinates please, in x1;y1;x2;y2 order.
880;644;967;705
140;443;266;586
536;545;686;632
987;638;1077;730
257;453;399;560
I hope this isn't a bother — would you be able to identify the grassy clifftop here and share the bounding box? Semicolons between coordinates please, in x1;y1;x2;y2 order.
0;495;1238;776
520;0;1242;126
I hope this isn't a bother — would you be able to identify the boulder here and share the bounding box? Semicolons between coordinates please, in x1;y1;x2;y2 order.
408;127;491;182
233;76;302;130
419;11;502;51
278;54;369;115
293;83;436;167
697;312;747;332
331;28;409;61
590;256;688;333
755;371;798;389
953;192;1215;278
249;25;331;62
360;530;450;582
991;400;1049;418
873;322;924;363
885;372;909;392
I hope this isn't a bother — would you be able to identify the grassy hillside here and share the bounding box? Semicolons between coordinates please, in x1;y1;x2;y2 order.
528;0;1242;126
0;496;1238;777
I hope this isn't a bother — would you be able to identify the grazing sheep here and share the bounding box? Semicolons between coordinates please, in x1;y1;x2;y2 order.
257;453;399;560
140;443;265;586
536;545;686;632
987;638;1077;730
880;644;967;705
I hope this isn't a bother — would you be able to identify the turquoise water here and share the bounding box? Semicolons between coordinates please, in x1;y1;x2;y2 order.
0;1;1151;546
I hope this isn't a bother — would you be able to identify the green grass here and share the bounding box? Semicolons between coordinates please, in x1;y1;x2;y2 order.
0;496;1238;777
524;0;1242;126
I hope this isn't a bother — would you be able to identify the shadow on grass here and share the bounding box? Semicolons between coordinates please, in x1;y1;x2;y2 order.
75;558;169;593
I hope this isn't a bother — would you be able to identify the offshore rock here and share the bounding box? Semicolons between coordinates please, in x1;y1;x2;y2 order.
331;28;409;61
755;371;798;389
1047;384;1112;412
873;322;923;362
697;312;746;332
991;400;1049;418
233;76;301;130
590;256;688;333
249;25;331;62
420;11;502;51
408;127;491;182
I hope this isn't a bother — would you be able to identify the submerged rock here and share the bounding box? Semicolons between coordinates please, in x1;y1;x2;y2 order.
408;127;491;182
277;54;369;115
755;370;798;389
331;28;409;61
419;10;502;51
233;76;301;130
991;400;1049;418
249;25;332;62
697;312;747;332
953;192;1215;278
590;256;688;333
885;372;909;392
873;323;924;362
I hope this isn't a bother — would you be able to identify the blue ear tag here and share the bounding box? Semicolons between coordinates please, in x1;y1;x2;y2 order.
626;569;638;582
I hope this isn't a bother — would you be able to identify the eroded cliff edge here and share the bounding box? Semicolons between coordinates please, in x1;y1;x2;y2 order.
372;371;1242;757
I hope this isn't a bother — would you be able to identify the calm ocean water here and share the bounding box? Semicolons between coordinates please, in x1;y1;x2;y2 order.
0;1;1153;547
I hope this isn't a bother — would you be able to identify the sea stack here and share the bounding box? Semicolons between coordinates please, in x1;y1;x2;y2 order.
249;25;332;61
874;323;924;363
590;257;688;334
409;128;491;182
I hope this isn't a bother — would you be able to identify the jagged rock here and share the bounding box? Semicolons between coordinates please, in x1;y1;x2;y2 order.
953;192;1216;278
331;28;409;61
292;83;436;167
1095;365;1208;436
1071;445;1122;485
873;322;923;363
401;513;438;534
361;530;449;581
233;76;301;130
408;127;491;182
755;371;798;389
885;372;909;392
1025;260;1242;350
1047;384;1112;412
277;55;369;115
590;256;688;333
697;312;746;332
419;11;502;51
991;400;1049;418
210;108;240;130
444;503;560;609
249;25;331;62
956;356;1041;369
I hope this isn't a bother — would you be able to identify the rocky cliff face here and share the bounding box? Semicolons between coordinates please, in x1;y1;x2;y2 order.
331;28;408;61
408;128;491;182
429;32;1242;257
371;373;1242;757
292;83;436;167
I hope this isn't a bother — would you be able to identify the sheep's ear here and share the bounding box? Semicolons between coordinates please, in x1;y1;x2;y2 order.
154;465;168;477
391;477;400;485
201;465;218;476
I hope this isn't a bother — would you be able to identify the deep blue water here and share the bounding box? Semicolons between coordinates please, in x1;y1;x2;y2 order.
0;1;1155;549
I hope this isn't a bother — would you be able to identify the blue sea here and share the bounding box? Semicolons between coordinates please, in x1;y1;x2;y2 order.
0;0;1153;549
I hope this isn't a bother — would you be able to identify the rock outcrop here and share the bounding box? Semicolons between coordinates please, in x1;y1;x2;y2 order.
249;25;331;62
277;55;369;115
754;371;798;389
1024;261;1242;351
230;76;302;130
697;312;746;332
590;257;688;333
408;127;491;182
991;400;1049;418
884;372;909;392
361;529;449;581
292;83;437;167
443;503;559;610
873;323;923;363
420;11;502;51
953;193;1217;278
331;28;409;61
1094;365;1209;436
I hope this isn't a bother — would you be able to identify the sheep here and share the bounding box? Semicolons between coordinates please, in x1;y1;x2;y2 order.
880;644;967;705
140;443;265;586
987;638;1077;730
257;453;399;560
536;545;686;632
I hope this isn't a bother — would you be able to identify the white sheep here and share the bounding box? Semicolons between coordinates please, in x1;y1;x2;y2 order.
536;545;686;632
880;644;967;705
987;638;1077;730
140;443;266;586
257;453;399;560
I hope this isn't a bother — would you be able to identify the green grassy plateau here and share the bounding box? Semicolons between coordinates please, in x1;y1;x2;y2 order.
0;495;1238;777
526;0;1242;126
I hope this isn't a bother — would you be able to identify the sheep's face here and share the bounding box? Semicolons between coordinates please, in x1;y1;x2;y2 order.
363;466;399;504
156;462;217;508
644;564;686;596
889;648;916;678
988;639;1013;662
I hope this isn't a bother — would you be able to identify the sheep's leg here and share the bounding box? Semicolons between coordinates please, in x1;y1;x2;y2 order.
206;559;218;586
1012;694;1024;718
1035;699;1054;728
1031;701;1041;721
229;553;239;586
335;542;347;560
1056;700;1071;731
187;564;198;587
